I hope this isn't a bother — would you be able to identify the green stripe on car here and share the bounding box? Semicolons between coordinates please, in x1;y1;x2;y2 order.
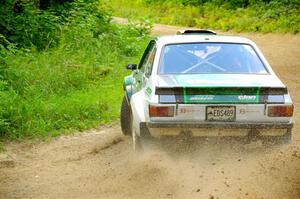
182;87;260;104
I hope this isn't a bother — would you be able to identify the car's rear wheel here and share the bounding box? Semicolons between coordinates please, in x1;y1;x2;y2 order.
120;96;131;136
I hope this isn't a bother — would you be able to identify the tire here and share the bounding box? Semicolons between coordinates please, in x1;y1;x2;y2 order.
120;96;132;136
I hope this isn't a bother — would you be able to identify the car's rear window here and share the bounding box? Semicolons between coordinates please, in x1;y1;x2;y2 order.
159;43;268;74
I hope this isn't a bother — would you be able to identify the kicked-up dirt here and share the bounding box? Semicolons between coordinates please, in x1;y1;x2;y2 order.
0;20;300;199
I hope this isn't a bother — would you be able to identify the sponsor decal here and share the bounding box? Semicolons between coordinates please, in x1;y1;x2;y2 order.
180;108;187;113
189;95;214;101
239;109;246;114
145;87;152;96
239;109;260;114
180;108;203;113
238;95;257;101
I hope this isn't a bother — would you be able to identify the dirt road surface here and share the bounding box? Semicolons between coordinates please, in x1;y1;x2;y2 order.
1;20;300;199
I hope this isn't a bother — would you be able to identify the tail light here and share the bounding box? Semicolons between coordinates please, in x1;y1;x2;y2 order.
268;105;293;117
149;105;174;117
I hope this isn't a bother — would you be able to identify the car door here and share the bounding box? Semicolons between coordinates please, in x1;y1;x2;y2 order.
132;40;156;93
142;45;157;98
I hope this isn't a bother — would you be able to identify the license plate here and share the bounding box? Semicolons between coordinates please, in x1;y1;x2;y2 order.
206;106;236;121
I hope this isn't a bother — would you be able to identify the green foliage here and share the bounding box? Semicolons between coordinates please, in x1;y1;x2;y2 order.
0;0;152;140
0;0;61;50
108;0;300;34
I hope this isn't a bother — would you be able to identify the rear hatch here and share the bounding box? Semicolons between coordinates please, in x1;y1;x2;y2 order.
152;74;291;122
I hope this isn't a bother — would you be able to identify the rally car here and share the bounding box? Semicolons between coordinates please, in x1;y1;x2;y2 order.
120;30;294;151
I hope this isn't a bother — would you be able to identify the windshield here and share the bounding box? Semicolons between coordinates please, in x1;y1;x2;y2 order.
159;43;268;74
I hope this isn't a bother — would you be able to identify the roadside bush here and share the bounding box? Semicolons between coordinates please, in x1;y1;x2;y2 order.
0;0;61;50
0;0;152;139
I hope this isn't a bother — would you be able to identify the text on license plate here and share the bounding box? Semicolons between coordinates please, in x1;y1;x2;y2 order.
206;106;236;121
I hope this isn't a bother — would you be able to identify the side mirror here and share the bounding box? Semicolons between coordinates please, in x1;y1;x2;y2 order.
126;64;137;70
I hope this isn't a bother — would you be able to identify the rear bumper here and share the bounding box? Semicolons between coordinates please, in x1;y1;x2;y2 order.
146;121;293;129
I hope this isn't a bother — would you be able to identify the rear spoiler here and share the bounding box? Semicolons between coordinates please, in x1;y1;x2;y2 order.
156;87;288;104
155;87;288;95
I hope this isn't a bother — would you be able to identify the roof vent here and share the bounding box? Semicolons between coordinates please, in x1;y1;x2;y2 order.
177;29;217;35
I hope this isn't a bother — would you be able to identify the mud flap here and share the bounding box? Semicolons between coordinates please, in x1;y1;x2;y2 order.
140;122;151;137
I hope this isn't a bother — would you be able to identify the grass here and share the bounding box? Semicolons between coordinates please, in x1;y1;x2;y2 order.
0;18;151;141
106;0;300;34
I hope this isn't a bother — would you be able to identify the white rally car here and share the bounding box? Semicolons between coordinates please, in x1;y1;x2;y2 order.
120;30;294;151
